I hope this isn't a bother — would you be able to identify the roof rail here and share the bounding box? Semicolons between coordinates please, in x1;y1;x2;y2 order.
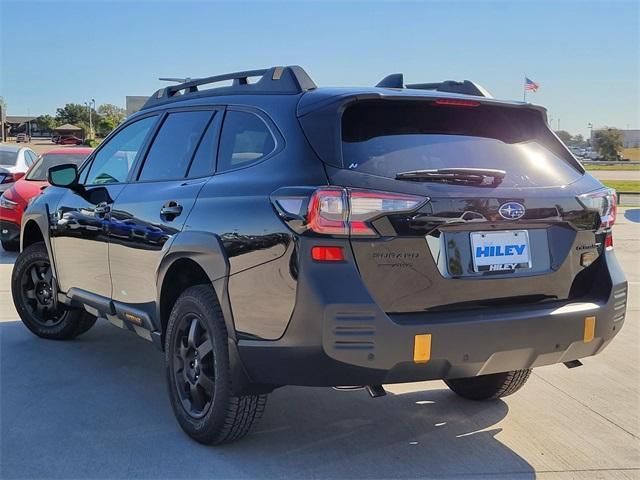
141;65;317;110
375;73;492;98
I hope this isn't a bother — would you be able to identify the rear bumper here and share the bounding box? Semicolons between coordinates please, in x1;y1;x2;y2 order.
0;220;20;243
238;248;627;387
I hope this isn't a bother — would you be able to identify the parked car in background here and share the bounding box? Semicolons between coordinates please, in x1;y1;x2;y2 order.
56;135;83;145
0;145;38;193
0;148;93;251
51;135;61;144
16;133;31;143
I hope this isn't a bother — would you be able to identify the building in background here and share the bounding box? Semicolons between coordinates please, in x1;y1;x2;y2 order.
5;116;40;138
126;96;148;117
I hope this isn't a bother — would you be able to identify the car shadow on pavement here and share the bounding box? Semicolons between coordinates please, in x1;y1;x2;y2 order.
0;320;535;479
624;208;640;223
0;248;18;264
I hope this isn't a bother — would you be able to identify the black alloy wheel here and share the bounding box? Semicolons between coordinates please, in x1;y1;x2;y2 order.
20;259;66;326
12;242;96;340
172;314;216;419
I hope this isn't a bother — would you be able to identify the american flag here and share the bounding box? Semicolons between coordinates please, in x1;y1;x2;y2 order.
525;77;539;92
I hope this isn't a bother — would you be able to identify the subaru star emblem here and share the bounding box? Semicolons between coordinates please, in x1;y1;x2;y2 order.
499;202;526;220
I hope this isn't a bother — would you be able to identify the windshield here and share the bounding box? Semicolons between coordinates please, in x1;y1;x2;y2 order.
341;101;582;188
0;151;18;166
26;153;88;181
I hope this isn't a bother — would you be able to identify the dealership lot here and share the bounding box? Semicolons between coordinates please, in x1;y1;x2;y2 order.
0;211;638;479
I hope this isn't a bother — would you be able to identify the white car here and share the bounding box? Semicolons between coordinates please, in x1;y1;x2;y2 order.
0;145;39;192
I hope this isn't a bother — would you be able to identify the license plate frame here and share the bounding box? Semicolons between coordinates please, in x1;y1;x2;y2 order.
470;230;531;272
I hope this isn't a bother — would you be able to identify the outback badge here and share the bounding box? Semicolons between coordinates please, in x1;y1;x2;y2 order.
499;202;526;220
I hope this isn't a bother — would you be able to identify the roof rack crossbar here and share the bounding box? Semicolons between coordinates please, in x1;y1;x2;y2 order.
166;68;269;96
141;65;317;111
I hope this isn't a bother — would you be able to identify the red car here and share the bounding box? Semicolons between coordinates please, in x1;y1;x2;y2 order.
0;148;93;251
57;135;84;145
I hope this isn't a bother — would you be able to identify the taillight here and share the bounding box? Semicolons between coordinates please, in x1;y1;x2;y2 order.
605;232;614;250
307;188;348;235
578;188;617;230
307;188;427;237
1;173;20;184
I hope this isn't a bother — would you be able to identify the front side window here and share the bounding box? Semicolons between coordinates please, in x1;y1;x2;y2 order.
84;116;157;185
138;110;213;182
217;111;275;172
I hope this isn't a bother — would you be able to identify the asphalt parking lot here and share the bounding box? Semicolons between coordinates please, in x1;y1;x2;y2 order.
1;211;638;479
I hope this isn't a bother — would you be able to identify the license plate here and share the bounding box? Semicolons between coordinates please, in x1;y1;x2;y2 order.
470;230;531;272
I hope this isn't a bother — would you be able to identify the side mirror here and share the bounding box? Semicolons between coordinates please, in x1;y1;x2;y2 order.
48;164;79;189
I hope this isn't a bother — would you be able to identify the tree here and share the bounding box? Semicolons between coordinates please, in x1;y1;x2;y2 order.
97;104;125;123
592;128;623;161
35;114;57;133
96;104;125;137
555;130;573;145
96;116;119;137
573;134;586;148
55;103;88;124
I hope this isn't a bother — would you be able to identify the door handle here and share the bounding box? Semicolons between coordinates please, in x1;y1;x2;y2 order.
160;201;183;218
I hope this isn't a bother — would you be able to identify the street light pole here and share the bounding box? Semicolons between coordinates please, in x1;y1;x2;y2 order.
588;123;593;146
85;99;96;139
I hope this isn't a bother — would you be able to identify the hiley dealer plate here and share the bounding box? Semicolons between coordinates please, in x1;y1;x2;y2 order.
470;230;531;272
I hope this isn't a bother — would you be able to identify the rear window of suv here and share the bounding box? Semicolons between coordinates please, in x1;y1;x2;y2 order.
341;101;582;188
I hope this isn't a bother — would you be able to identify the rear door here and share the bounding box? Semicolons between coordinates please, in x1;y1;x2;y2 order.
312;99;604;313
108;107;221;313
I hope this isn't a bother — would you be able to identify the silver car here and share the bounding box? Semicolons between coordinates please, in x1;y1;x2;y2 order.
0;145;38;192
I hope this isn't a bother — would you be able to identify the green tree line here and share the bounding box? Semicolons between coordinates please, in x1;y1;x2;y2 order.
555;128;625;161
35;103;126;138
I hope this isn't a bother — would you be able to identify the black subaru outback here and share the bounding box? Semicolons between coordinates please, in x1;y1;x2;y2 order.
12;66;626;445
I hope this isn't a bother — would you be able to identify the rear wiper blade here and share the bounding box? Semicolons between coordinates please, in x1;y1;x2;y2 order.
395;168;506;186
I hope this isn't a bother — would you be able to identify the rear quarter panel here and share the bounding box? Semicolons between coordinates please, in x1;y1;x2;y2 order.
183;101;328;340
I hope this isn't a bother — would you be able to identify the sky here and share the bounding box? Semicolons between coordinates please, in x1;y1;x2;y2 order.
1;0;638;137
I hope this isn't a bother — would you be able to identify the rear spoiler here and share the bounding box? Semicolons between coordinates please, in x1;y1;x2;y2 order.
375;73;493;98
295;94;580;172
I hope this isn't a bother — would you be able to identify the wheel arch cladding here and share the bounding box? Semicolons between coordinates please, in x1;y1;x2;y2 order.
22;220;44;249
159;257;213;341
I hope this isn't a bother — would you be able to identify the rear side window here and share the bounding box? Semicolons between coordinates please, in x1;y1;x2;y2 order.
139;110;213;181
187;113;220;178
342;101;582;188
25;150;37;166
217;111;275;172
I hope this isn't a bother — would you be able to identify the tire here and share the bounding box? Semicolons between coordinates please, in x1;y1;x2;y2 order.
165;284;267;445
11;242;96;340
444;369;532;401
2;239;19;252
